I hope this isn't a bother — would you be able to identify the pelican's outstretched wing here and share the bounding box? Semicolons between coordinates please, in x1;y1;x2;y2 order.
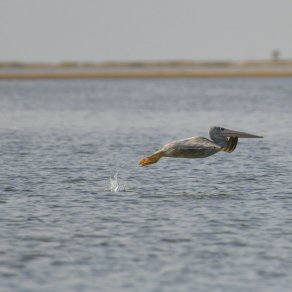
161;136;222;158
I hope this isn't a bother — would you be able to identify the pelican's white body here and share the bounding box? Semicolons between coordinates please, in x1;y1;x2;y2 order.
161;136;222;158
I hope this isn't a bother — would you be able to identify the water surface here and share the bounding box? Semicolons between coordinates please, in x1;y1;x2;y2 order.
0;78;292;291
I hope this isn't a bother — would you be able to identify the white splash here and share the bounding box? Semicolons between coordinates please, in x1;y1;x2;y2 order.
110;173;127;192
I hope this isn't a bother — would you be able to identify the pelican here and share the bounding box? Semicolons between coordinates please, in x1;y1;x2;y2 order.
139;126;263;166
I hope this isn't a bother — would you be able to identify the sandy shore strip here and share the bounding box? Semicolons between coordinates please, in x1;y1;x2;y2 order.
1;60;292;79
1;70;292;79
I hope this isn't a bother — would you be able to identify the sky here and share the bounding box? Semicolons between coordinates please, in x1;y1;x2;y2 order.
0;0;292;62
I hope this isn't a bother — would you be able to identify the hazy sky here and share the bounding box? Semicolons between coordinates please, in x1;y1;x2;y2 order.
0;0;292;62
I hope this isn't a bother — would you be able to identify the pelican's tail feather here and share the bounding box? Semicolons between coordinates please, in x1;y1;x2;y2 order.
139;151;164;166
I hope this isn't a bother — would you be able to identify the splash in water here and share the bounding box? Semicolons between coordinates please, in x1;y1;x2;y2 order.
110;173;127;192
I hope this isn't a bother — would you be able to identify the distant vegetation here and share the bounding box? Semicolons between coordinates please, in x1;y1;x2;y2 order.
1;59;292;69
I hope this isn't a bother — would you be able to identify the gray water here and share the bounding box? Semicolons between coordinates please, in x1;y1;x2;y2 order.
0;78;292;291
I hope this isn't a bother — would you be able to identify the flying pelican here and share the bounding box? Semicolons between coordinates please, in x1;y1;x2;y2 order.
139;126;263;166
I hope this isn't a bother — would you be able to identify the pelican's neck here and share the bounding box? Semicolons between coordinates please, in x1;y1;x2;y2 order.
209;131;228;147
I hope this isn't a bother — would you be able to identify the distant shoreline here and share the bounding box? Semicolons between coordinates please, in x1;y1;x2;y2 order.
1;71;292;79
1;59;292;67
1;60;292;79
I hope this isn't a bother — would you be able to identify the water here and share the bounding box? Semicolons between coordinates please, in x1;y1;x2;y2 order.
110;173;127;192
0;78;292;291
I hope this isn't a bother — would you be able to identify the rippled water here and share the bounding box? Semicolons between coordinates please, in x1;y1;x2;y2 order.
0;78;292;291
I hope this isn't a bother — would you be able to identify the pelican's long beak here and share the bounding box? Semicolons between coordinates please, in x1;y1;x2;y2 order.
222;128;263;138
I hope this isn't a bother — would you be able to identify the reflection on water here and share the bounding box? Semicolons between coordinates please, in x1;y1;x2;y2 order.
0;78;292;291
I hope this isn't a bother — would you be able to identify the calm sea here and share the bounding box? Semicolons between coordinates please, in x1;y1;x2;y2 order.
0;78;292;291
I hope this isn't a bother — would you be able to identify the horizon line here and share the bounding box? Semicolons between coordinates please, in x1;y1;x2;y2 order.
1;58;292;68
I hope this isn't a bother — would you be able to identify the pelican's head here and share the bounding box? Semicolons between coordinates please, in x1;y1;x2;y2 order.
209;126;263;148
210;126;263;138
